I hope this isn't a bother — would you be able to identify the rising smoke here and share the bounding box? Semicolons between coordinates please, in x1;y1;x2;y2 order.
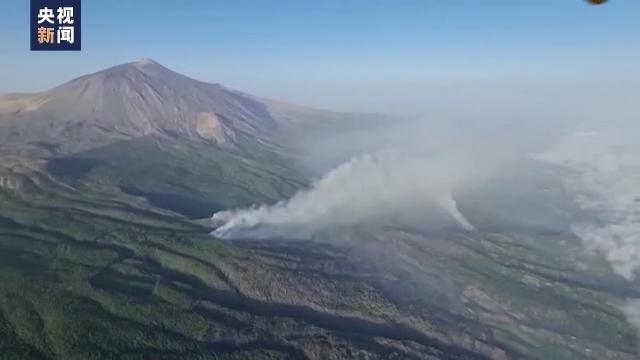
211;75;640;243
212;150;475;240
210;109;531;241
209;83;640;331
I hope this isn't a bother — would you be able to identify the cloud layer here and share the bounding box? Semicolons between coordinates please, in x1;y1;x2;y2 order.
536;131;640;280
536;130;640;329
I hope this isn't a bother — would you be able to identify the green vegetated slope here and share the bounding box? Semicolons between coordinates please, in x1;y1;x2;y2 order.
0;138;304;360
0;138;637;360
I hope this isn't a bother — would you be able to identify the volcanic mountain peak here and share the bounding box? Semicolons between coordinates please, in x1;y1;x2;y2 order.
134;57;158;65
0;59;316;155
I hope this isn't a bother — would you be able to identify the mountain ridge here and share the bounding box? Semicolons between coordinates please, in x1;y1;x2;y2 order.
0;58;349;156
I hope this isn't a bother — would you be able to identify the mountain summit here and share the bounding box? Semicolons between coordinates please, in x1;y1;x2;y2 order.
0;59;318;155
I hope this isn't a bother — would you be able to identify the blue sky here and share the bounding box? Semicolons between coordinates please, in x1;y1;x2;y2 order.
1;0;639;114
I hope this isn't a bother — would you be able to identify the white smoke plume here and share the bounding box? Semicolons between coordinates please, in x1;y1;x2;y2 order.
212;151;474;240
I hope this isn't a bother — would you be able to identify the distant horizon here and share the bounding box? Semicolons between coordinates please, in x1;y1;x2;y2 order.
2;0;640;115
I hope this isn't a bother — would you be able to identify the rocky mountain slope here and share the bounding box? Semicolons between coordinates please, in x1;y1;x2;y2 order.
0;59;349;157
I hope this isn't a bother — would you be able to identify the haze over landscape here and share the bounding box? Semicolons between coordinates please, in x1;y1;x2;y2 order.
1;1;639;359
